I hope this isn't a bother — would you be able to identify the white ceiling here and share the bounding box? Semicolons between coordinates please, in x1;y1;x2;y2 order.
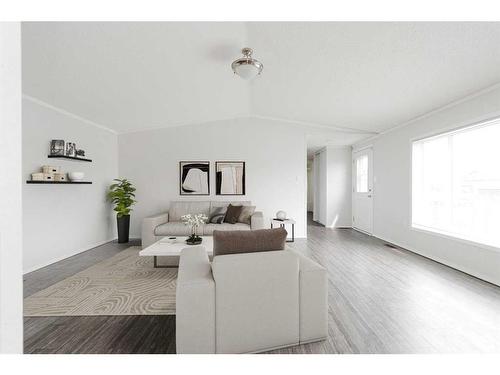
248;22;500;135
22;22;250;133
22;22;500;147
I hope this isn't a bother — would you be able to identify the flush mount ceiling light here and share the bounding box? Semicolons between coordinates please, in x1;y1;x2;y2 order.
231;47;263;80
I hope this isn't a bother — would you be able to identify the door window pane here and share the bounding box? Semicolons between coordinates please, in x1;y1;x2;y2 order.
356;155;369;193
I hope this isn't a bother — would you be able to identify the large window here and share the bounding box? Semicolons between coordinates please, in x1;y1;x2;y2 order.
412;118;500;249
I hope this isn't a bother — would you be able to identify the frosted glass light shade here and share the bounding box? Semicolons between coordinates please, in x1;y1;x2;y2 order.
233;63;261;80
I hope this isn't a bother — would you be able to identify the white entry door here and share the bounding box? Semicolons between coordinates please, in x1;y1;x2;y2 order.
352;148;373;234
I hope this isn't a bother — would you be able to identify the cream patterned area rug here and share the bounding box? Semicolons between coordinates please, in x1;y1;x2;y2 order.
24;247;177;316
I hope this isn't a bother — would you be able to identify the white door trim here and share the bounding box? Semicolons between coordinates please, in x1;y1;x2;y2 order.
352;147;374;235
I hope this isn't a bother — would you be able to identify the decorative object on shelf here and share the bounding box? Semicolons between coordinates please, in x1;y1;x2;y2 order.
50;140;65;156
30;164;89;184
50;141;90;160
179;161;210;195
215;161;246;195
107;178;137;243
181;213;208;245
31;172;44;181
31;171;55;181
54;173;67;182
276;210;287;220
231;47;263;80
65;142;76;157
42;165;60;174
68;172;85;182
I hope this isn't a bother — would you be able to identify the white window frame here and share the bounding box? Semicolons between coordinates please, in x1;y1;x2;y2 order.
409;115;500;252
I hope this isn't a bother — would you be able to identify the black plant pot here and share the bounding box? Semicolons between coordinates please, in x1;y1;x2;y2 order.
117;215;130;243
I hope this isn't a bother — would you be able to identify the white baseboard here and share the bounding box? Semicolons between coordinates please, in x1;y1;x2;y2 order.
23;237;117;274
352;227;372;235
372;233;499;287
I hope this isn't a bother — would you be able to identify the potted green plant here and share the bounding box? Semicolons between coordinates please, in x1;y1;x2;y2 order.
107;178;136;243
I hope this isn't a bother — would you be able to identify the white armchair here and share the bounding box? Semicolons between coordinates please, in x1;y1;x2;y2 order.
176;247;328;354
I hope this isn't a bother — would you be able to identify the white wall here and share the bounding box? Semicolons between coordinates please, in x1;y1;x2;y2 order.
23;97;118;273
307;159;314;212
0;22;23;354
118;117;307;238
313;147;352;228
353;85;500;286
313;150;327;225
325;146;352;228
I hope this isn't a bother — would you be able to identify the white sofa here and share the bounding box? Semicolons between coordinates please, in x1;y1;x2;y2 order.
141;201;265;248
176;246;328;354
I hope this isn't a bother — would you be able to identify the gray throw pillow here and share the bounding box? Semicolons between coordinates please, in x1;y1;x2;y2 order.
213;228;287;257
209;206;227;222
224;204;243;224
238;205;256;225
210;214;225;224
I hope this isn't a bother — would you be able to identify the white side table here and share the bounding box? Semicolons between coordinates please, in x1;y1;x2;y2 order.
270;219;296;242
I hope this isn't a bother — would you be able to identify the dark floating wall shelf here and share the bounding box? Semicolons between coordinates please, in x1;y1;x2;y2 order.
47;155;92;162
26;181;92;184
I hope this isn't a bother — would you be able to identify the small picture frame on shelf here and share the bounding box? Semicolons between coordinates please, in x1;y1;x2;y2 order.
50;140;65;156
66;142;76;157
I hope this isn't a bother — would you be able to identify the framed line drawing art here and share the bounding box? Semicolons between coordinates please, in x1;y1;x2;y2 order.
215;161;245;195
179;161;210;195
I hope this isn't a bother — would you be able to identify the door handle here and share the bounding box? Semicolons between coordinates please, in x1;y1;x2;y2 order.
367;195;372;198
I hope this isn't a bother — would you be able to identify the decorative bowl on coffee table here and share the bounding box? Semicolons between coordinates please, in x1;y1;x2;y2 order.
186;236;202;245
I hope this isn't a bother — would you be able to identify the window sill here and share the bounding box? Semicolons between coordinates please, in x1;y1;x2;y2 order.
410;224;500;253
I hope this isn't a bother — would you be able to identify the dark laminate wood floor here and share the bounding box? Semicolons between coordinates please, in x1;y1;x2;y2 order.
24;315;176;354
24;216;500;354
24;239;142;298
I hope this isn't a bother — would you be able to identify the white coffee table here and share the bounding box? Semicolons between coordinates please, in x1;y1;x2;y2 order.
139;236;213;268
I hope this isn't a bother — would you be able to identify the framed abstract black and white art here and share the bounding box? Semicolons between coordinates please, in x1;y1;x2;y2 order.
215;161;245;195
179;161;210;195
